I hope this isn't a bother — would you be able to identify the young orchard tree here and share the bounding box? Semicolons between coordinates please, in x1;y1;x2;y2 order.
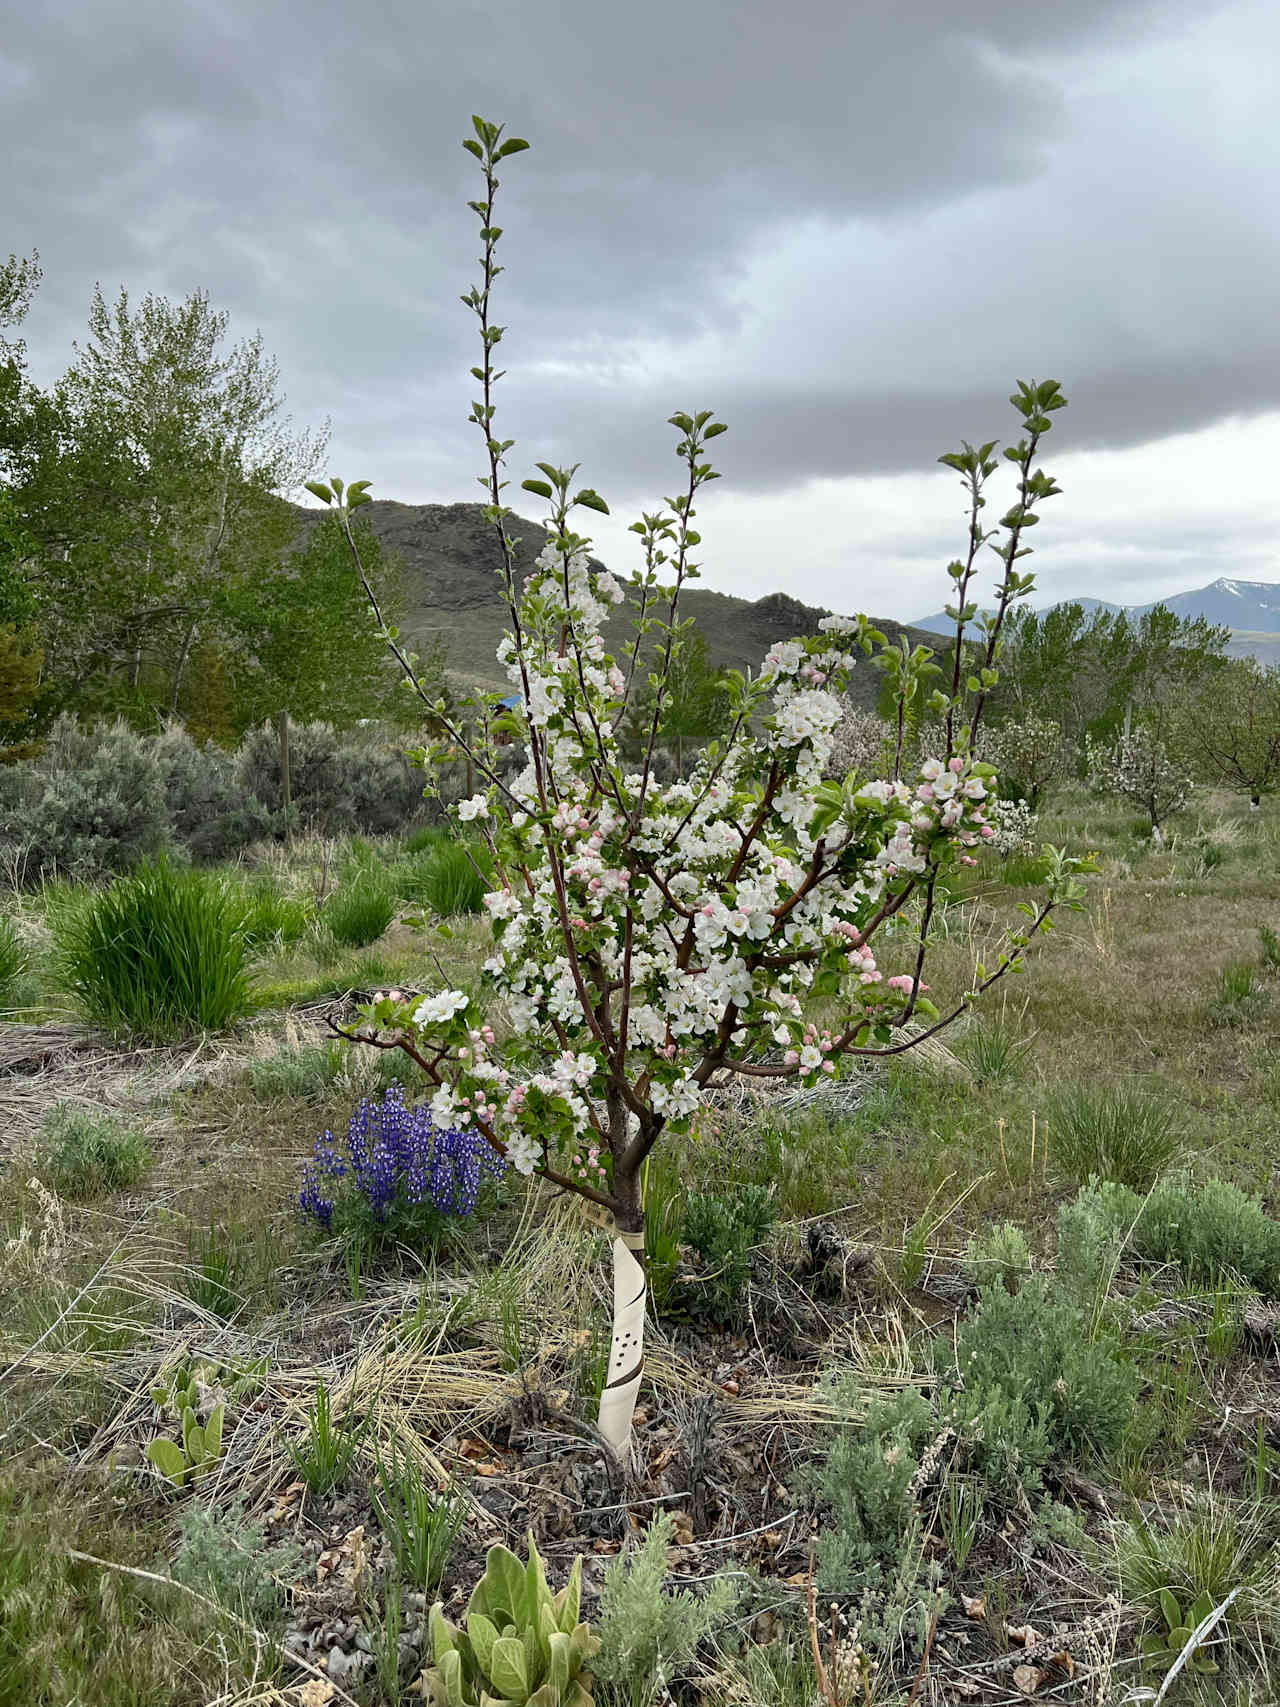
1088;726;1192;836
1170;657;1280;805
980;712;1073;807
316;116;1090;1460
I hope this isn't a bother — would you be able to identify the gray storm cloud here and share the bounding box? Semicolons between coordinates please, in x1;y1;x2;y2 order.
4;0;1275;610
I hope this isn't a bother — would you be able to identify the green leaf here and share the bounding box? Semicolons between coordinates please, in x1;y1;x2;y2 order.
145;1438;187;1485
467;1610;499;1677
495;137;530;159
429;1603;458;1661
521;479;554;499
572;487;610;515
203;1403;224;1461
554;1555;582;1633
488;1636;529;1698
483;1545;528;1627
304;481;333;504
1158;1588;1181;1632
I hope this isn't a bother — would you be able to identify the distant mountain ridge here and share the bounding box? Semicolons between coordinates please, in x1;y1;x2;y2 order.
909;577;1280;666
314;499;937;708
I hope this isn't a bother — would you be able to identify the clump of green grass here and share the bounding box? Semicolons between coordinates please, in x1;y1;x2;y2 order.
414;840;492;917
1112;1490;1280;1664
0;914;28;1014
54;860;252;1039
1046;1082;1183;1191
183;1223;243;1320
1260;924;1280;971
322;875;396;947
957;1011;1036;1086
247;1038;350;1098
227;872;310;950
37;1102;151;1198
1209;961;1267;1027
284;1379;364;1494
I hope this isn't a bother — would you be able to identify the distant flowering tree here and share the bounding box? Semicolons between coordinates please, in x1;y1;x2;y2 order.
986;797;1039;857
1088;728;1191;834
981;712;1073;807
823;700;895;782
310;116;1090;1457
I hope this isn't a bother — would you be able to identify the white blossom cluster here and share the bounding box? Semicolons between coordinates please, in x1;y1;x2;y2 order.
365;538;1006;1179
986;797;1039;856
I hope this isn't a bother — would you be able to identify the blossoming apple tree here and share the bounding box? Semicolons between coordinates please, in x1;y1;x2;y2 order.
312;116;1090;1457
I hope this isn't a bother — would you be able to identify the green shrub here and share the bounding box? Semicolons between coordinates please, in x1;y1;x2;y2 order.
964;1222;1032;1292
322;875;396;946
0;914;27;1012
1261;924;1280;971
812;1384;941;1652
55;860;252;1039
171;1500;301;1625
594;1509;738;1706
416;839;493;916
680;1181;776;1320
950;1275;1139;1464
235;719;424;836
1046;1082;1183;1190
38;1102;150;1197
1054;1180;1141;1312
1134;1175;1280;1294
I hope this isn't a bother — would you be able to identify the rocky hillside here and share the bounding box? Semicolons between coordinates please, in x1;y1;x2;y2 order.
316;499;936;707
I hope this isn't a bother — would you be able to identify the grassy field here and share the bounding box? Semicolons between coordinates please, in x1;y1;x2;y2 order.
1;788;1278;1706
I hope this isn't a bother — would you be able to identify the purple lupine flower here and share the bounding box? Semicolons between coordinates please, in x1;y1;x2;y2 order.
298;1084;506;1230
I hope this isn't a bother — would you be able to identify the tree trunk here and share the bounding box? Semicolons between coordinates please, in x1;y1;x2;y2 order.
169;618;199;717
596;1108;647;1458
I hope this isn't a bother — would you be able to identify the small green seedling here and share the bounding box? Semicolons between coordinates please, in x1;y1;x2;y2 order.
146;1401;225;1488
1141;1587;1220;1676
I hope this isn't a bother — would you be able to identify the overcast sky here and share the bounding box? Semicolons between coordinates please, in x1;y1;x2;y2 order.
5;0;1279;622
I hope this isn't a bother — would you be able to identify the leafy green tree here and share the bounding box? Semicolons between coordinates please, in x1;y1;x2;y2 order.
1170;658;1280;802
10;280;327;725
625;624;730;773
996;602;1226;751
224;510;436;735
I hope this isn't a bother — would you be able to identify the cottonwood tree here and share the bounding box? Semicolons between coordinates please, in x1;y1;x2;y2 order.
9;279;328;724
319;116;1089;1459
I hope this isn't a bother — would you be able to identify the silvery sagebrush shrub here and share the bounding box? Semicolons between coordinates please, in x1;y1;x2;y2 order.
0;714;171;881
171;1500;301;1625
1087;726;1191;831
316;115;1090;1453
151;720;272;862
594;1508;738;1705
235;718;425;836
